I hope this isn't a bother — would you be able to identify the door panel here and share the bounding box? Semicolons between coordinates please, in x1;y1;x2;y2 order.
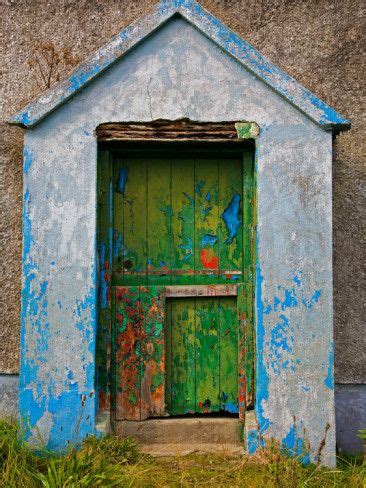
112;157;243;286
165;296;238;416
114;285;165;420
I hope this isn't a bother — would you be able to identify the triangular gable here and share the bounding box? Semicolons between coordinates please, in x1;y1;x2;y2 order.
8;0;350;131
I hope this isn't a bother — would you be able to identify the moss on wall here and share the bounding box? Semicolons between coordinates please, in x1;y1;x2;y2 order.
1;0;365;382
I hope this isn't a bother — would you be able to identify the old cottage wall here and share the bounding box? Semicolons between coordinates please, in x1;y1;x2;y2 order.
1;0;365;451
15;14;337;458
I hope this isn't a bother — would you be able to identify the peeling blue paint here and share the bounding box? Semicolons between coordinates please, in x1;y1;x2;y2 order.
270;314;292;351
293;274;302;286
24;145;33;175
201;205;212;219
230;274;240;281
19;186;44;440
265;275;322;316
255;256;271;438
113;232;124;258
222;193;241;244
183;192;194;204
195;179;205;196
201;234;217;247
282;289;298;310
324;341;334;390
67;60;110;96
19;388;46;440
273;295;281;311
267;310;297;374
179;237;193;262
47;389;95;450
302;289;321;309
223;402;238;414
282;425;311;464
262;274;324;374
247;429;265;454
116;168;128;194
99;243;108;309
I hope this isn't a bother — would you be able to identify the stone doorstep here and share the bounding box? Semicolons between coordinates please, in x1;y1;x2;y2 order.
113;417;246;447
140;442;244;457
97;411;257;456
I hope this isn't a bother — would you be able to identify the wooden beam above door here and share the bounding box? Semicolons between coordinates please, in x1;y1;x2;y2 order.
96;119;259;142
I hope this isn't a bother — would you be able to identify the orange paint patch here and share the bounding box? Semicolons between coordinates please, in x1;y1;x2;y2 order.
200;249;218;269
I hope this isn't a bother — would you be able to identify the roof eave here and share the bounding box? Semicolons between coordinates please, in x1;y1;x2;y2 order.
8;0;351;132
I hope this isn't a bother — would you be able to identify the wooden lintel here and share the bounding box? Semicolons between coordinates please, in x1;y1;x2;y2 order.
96;120;258;142
164;284;238;298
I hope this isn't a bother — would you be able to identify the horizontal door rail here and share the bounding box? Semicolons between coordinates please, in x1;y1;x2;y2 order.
164;284;238;298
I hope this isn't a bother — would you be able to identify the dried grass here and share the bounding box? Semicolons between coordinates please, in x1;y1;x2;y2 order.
1;418;364;487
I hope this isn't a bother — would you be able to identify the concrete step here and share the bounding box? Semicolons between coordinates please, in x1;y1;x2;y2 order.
113;417;243;445
140;442;244;457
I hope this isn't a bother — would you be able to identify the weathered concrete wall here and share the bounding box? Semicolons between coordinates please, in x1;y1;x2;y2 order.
19;15;337;462
1;0;365;386
0;375;18;417
335;384;366;454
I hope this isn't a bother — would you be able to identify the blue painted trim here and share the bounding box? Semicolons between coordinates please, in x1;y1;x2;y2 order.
8;0;349;131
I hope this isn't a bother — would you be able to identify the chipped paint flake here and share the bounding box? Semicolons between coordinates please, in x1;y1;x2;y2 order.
235;121;260;139
222;194;241;244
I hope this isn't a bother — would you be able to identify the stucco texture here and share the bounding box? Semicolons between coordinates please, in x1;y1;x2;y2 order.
1;0;365;384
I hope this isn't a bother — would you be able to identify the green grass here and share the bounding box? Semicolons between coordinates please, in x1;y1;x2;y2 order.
1;418;364;487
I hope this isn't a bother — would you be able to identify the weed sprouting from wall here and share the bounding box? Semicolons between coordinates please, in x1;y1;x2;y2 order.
27;42;80;91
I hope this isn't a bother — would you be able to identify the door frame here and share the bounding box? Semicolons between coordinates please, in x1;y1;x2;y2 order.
95;120;257;424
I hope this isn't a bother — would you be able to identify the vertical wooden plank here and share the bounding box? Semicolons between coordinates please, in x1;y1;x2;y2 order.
140;285;165;419
194;159;220;285
196;298;220;412
237;283;246;420
112;158;126;282
171;159;195;285
218;158;243;284
122;159;147;285
110;283;117;419
165;298;173;413
114;286;142;420
169;297;196;415
147;158;172;285
96;148;112;413
242;149;255;408
219;297;239;413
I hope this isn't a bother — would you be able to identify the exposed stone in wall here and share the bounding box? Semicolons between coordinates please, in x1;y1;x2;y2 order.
1;0;365;384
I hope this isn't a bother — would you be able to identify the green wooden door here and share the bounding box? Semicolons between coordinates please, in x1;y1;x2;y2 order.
110;153;254;420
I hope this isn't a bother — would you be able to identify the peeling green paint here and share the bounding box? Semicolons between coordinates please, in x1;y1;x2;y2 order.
235;122;260;139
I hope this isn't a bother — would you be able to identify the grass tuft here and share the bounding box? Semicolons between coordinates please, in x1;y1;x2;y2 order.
0;418;364;487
